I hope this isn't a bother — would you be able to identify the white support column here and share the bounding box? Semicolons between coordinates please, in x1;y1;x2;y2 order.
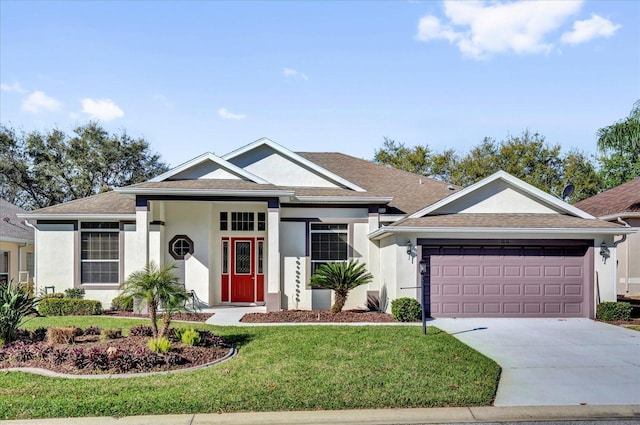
266;201;281;311
135;200;149;271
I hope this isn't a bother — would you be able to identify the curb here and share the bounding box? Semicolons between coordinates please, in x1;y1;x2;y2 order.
2;405;639;424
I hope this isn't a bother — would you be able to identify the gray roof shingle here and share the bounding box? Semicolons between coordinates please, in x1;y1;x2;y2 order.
0;199;34;241
391;214;624;229
574;178;640;218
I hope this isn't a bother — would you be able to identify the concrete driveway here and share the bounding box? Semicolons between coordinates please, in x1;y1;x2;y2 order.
430;318;640;406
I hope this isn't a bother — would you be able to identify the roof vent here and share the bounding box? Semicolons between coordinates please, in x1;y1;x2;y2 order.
447;185;455;190
2;216;10;222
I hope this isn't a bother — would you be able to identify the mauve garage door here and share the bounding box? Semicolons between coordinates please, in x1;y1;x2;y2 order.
423;243;592;318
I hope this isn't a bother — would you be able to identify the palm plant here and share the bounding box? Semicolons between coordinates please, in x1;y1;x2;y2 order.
0;280;40;344
310;260;373;313
119;262;191;338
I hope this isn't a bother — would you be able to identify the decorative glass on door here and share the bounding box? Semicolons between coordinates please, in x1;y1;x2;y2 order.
235;241;251;274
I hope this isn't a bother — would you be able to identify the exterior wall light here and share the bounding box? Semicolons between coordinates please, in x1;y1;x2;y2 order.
406;240;413;255
419;258;427;275
600;241;610;262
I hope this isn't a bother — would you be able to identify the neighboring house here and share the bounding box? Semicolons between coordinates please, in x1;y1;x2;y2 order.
0;199;35;285
575;178;640;297
20;138;635;318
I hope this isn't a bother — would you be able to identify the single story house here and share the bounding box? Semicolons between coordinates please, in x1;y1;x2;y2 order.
21;138;636;317
575;177;640;296
0;199;35;286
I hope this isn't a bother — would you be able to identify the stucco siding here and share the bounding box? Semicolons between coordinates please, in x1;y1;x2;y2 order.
280;221;308;309
437;182;559;214
617;218;640;296
35;223;75;294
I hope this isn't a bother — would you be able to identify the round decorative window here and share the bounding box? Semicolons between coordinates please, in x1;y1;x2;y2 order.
169;235;194;260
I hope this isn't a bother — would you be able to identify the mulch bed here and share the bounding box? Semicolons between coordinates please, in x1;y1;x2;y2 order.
0;335;229;376
241;309;396;323
104;311;214;322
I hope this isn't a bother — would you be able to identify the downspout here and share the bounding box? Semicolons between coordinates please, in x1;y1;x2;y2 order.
23;220;37;293
18;242;27;282
614;217;630;294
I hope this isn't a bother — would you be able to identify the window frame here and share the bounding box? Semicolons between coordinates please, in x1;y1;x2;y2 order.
309;223;349;274
80;222;120;285
168;234;194;260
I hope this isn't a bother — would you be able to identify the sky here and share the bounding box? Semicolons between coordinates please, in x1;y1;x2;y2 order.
1;0;639;168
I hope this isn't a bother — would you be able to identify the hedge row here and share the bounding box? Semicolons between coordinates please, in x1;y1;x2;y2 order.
38;298;103;316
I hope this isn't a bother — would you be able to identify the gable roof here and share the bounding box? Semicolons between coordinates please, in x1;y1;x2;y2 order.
149;152;269;184
408;170;593;219
223;138;366;192
19;191;135;219
574;177;640;219
0;199;34;243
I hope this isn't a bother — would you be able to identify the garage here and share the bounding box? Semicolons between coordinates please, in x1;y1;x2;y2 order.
421;241;593;318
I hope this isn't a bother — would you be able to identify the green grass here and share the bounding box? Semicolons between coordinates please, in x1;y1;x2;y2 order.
0;316;500;420
625;325;640;332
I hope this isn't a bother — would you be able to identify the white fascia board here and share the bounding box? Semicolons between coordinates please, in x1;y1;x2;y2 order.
367;225;636;240
222;137;367;192
293;196;393;204
149;152;269;184
17;214;136;221
409;170;594;219
380;215;407;222
115;187;295;198
0;237;33;244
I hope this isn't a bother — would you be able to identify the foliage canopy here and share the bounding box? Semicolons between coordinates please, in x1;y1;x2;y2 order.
310;260;373;313
0;121;169;210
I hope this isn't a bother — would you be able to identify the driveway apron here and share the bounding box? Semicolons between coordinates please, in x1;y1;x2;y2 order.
430;318;640;406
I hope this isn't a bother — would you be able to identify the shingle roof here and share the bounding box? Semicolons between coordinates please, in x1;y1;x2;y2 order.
574;178;640;218
25;191;135;215
0;199;34;241
25;153;456;216
391;214;624;229
297;152;458;214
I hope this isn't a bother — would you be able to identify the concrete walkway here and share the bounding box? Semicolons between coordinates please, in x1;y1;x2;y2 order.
430;318;640;406
3;405;639;425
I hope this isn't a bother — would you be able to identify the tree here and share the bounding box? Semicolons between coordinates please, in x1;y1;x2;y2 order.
0;122;169;210
374;131;602;203
596;100;640;189
310;260;373;313
119;262;191;339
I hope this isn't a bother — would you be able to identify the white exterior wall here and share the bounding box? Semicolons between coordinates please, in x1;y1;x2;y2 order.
616;218;640;296
439;182;559;214
34;223;75;294
342;221;373;310
122;224;138;281
164;201;213;305
0;241;34;284
280;221;308;309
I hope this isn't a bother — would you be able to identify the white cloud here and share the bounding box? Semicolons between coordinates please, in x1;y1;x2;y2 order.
283;67;309;80
81;98;124;121
416;0;586;60
1;82;27;93
21;91;62;113
217;108;246;120
152;94;172;109
561;14;621;45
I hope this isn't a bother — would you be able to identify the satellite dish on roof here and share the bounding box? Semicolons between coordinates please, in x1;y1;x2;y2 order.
561;183;574;202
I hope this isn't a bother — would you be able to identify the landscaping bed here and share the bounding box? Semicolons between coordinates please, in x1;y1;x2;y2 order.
104;311;214;322
0;326;229;376
241;309;397;323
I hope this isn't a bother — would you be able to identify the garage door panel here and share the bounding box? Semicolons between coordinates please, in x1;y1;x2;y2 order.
427;243;590;318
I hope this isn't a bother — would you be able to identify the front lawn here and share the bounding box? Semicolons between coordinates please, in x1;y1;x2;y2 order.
0;317;500;420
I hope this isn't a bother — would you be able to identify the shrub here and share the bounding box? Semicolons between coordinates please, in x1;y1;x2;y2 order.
110;295;133;312
596;302;632;322
31;327;48;342
47;346;68;365
42;293;64;299
83;326;102;336
101;328;122;340
391;297;422;322
69;347;88;369
134;347;165;369
0;282;40;343
170;327;184;341
148;337;172;353
47;327;77;344
87;347;110;370
164;352;187;366
64;288;85;299
180;328;201;346
129;325;153;337
7;341;34;362
38;298;102;316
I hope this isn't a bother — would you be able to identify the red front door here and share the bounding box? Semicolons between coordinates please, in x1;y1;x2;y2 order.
230;238;255;302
